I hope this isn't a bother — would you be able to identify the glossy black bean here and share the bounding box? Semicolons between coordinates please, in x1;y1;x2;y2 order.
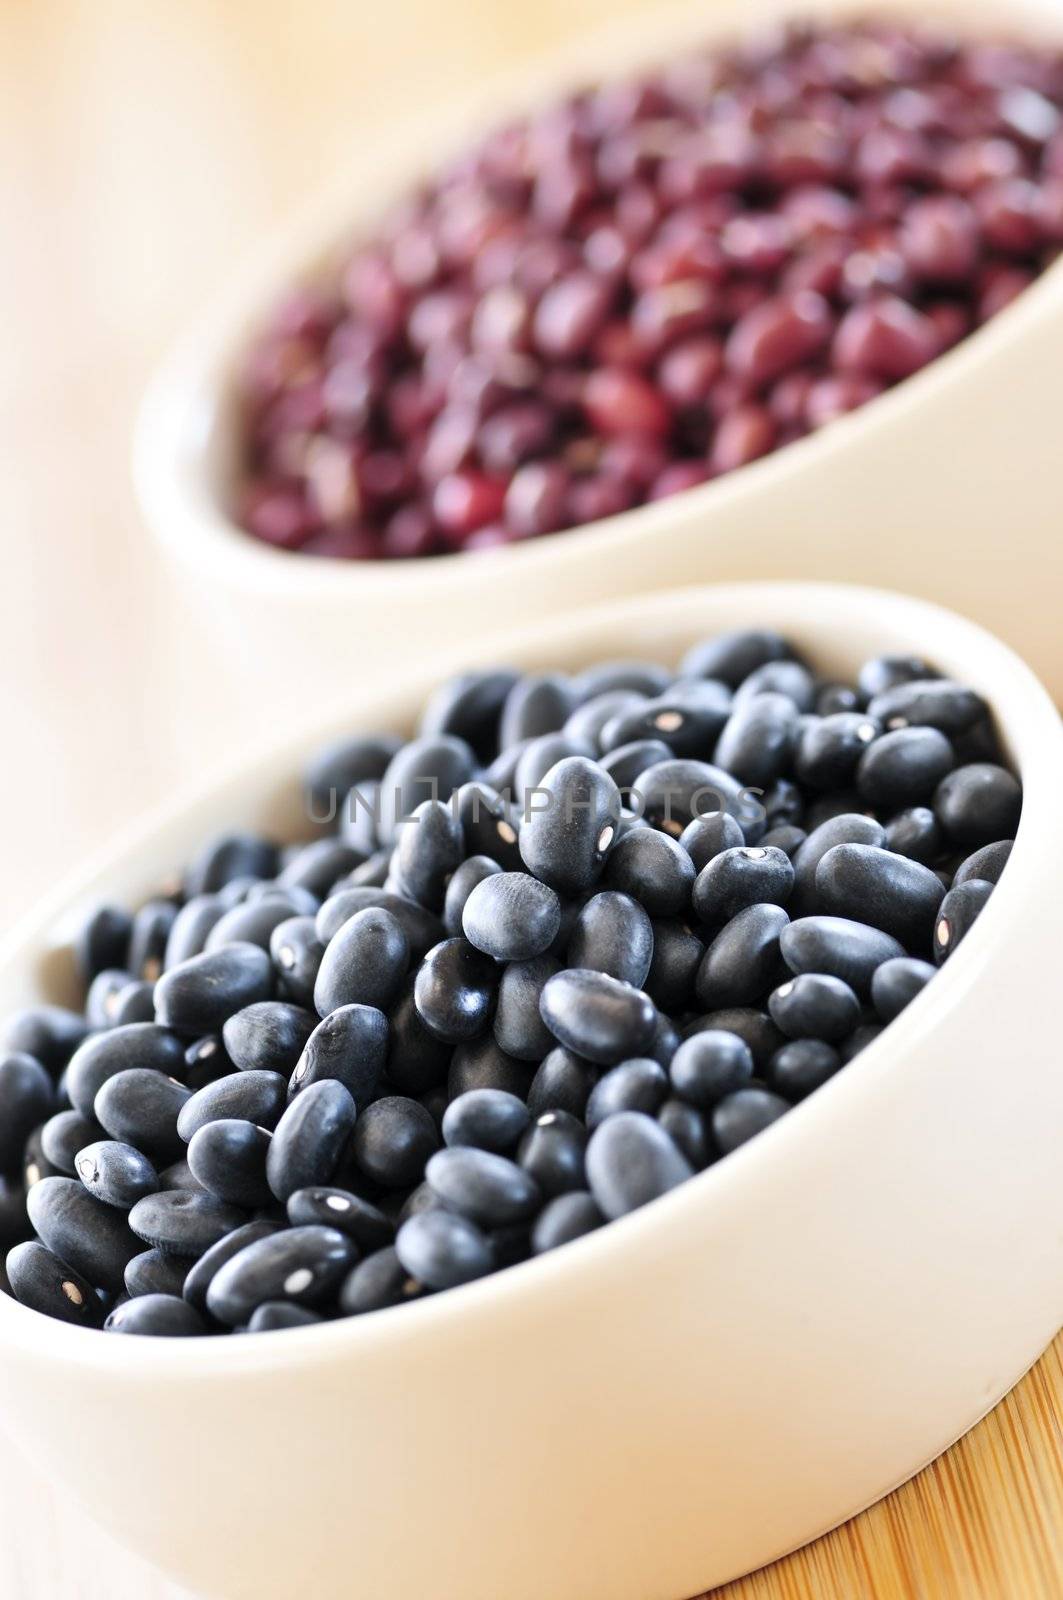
794;712;880;790
526;1049;596;1120
27;1177;140;1293
440;1088;530;1154
247;1301;324;1332
315;886;443;958
183;833;279;898
221;1001;316;1078
182;1035;233;1091
735;660;816;712
519;756;621;895
187;1120;273;1208
511;735;593;814
420;669;518;761
266;1079;358;1202
344;847;390;888
380;985;448;1097
203;895;307;958
692;845;794;927
648;1012;681;1069
74;1140;158;1210
934;764;1022;849
585;1110;692;1219
565;689;646;752
953;839;1013;886
128;1190;246;1257
695;904;789;1010
600;681;732;758
313;907;410;1020
65;1024;185;1121
585;1058;668;1129
462;872;562;962
452;782;523;869
791;814;885;917
567;892;654;988
767;1039;841;1100
92;1069;189;1163
678;811;746;872
643;920;703;1012
686;1009;785;1071
781;916;906;994
415;938;497;1043
447;1036;534;1102
815;844;945;949
338;1246;424;1314
631;758;752;838
517;1109;588;1199
158;1158;204;1193
181;1219;279;1312
768;973;860;1042
6;1240;103;1327
883;806;942;864
177;1070;288;1141
125;1249;189;1299
867;679;987;737
106;1293;208;1336
934;879;994;965
759;823;807;859
576;661;672;699
714;692;799;788
0;1053;55;1174
600;826;695;917
657;1099;711;1169
395;1209;492;1289
304;734;403;814
870;957;936;1022
377;734;478;845
207;1225;355;1325
816;684;860;715
40;1110;100;1176
669;1029;754;1108
426;1147;540;1227
393;799;465;912
855;726;955;811
1;1006;88;1076
530;1191;604;1254
493;956;559;1062
711;1087;789;1153
85;970;135;1031
155;944;273;1035
856;655;932;702
599;737;674;791
286;1187;393;1252
443;856;502;938
682;630;793;688
268;915;324;1007
499;673;577;749
164;895;227;970
112;982;156;1027
539;968;656;1066
288;1003;389;1107
127;900;178;982
351;1095;439;1189
75;906;132;985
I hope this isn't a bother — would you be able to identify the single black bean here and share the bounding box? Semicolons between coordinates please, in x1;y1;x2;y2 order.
643;920;703;1012
781;916;906;995
493;956;559;1062
177;1070;289;1141
871;957;937;1022
517;1109;587;1198
794;711;880;792
600;681;732;758
817;684;860;715
600;826;695;917
165;895;227;970
519;756;621;895
266;1079;358;1202
686;1009;784;1071
66;1023;186;1121
128;900;179;981
286;1187;393;1252
463;872;562;962
222;1001;317;1077
953;839;1013;887
452;782;523;870
0;1053;55;1174
426;1147;540;1227
188;1120;273;1208
585;1111;693;1219
247;1301;324;1332
447;1036;534;1101
415;938;498;1043
600;738;674;790
934;879;995;965
395;1209;492;1289
695;904;789;1011
182;1035;233;1090
289;1003;388;1104
499;673;577;749
128;1190;247;1257
856;726;955;811
0;1175;31;1251
75;906;132;986
526;1049;596;1120
377;734;478;845
207;1225;355;1325
158;1158;203;1193
585;1059;668;1129
934;764;1022;849
630;759;750;838
155;944;273;1034
184;832;279;898
540;968;656;1066
86;969;136;1031
315;887;444;959
575;661;671;699
443;856;502;938
669;1029;754;1107
40;1111;101;1176
94;1069;191;1163
27;1177;140;1293
420;669;518;761
440;1089;530;1154
712;1087;789;1154
1;1006;88;1075
275;841;362;901
314;907;409;1017
567;892;654;988
682;630;793;687
791;814;884;917
181;1219;279;1312
565;689;646;752
530;1191;604;1254
511;735;594;815
304;733;403;814
657;1099;711;1169
767;1040;841;1100
393;799;465;912
883;807;942;864
692;845;794;926
714;692;798;788
678;811;746;872
867;679;987;736
351;1095;439;1189
269;916;324;1007
111;981;156;1027
6;1240;103;1327
339;1246;424;1314
125;1249;189;1299
768;974;860;1042
857;655;932;702
815;844;945;950
106;1293;208;1336
75;1140;158;1210
735;660;815;711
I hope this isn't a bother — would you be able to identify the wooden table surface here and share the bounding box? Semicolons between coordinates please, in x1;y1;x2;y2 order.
1;2;1061;1596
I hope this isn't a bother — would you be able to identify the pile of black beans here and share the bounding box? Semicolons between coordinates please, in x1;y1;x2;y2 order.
0;629;1020;1335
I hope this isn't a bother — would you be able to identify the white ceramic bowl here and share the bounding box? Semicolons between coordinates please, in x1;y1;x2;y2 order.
0;582;1060;1600
134;0;1063;705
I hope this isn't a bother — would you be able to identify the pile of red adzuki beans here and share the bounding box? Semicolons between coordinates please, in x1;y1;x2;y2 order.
238;19;1063;559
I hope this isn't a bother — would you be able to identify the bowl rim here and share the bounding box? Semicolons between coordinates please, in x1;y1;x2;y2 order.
1;579;1059;1377
132;0;1063;600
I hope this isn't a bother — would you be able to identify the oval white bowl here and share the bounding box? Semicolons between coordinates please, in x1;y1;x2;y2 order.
134;0;1063;702
0;581;1061;1600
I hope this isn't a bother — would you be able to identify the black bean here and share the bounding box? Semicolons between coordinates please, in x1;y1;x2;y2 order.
682;630;793;687
395;1209;492;1289
314;907;409;1018
815;844;945;949
585;1111;693;1219
839;1023;885;1062
1;1006;88;1077
266;1080;358;1202
526;1049;596;1119
695;903;789;1010
181;1219;279;1312
286;1187;393;1252
221;1001;317;1077
94;1069;191;1163
768;973;860;1042
6;1240;103;1327
867;679;987;736
781;916;906;994
600;681;732;758
338;1246;424;1314
816;684;860;715
759;823;807;859
883;806;942;864
600;826;695;917
934;763;1022;848
794;712;880;789
767;1040;841;1100
304;734;402;814
74;1141;158;1210
440;1089;530;1154
165;895;227;970
351;1096;439;1189
462;872;562;962
85;970;136;1031
155;944;273;1035
125;1249;189;1299
40;1110;100;1176
377;735;478;846
415;938;498;1043
105;1293;207;1336
128;1190;246;1257
453;782;523;870
443;856;502;938
856;726;955;811
75;906;133;986
187;1121;273;1208
856;654;932;702
686;1009;783;1071
736;660;816;712
585;1059;668;1129
420;669;518;760
269;916;324;1007
0;1053;55;1174
712;1087;789;1153
517;1110;587;1198
669;1029;754;1107
600;738;674;790
519;756;621;895
207;1225;355;1325
111;982;156;1027
870;957;936;1022
791;814;884;916
511;735;593;814
641;920;702;1012
127;900;179;982
289;1003;388;1104
184;833;279;898
566;689;646;752
692;845;794;927
381;984;448;1097
177;1070;289;1141
657;1099;710;1169
27;1177;140;1293
567;892;653;988
678;811;746;872
499;673;577;749
493;956;559;1062
426;1147;540;1227
934;879;995;965
158;1158;203;1193
539;968;656;1065
246;1302;323;1332
448;1036;533;1101
630;758;750;837
183;1035;233;1090
530;1192;604;1254
392;799;464;912
714;692;799;788
953;839;1013;886
66;1023;186;1121
315;887;444;958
